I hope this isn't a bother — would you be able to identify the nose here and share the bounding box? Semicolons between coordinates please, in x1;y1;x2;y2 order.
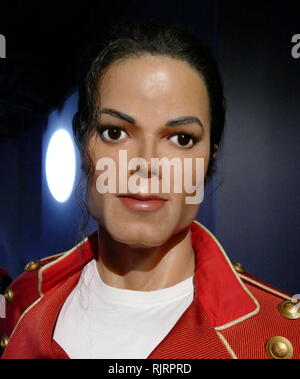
129;134;160;179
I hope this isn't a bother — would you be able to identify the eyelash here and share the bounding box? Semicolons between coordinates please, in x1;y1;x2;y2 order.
97;124;200;148
168;131;200;148
97;124;129;144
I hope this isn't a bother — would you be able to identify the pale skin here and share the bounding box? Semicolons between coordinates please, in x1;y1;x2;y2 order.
87;55;218;291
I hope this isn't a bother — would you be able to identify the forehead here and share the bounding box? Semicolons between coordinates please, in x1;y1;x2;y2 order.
97;55;210;125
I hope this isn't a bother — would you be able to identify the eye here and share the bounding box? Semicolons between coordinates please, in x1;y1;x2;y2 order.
168;133;199;149
98;126;128;144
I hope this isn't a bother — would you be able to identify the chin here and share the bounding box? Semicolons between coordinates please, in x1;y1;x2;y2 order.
105;219;173;248
89;194;187;247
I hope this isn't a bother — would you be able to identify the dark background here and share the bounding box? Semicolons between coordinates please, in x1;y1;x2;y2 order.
0;0;299;294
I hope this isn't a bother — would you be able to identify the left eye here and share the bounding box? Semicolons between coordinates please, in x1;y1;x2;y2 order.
169;134;197;148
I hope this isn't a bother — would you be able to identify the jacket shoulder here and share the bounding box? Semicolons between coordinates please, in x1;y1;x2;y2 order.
237;268;294;301
240;270;300;322
0;253;65;342
10;252;65;302
224;263;300;359
231;261;293;299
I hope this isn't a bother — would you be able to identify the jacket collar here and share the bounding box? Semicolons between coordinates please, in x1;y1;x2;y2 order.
191;221;259;328
39;220;259;329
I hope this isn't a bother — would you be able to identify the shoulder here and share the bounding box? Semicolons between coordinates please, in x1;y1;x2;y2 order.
234;262;298;313
0;253;65;342
224;262;300;359
9;251;65;302
233;262;299;320
0;232;95;349
232;261;294;300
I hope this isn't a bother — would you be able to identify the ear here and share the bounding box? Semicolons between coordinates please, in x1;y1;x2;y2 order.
212;144;219;159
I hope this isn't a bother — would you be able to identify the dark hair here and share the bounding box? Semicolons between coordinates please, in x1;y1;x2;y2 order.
73;20;226;240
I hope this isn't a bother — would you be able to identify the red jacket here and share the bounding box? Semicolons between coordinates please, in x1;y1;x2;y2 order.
1;220;299;359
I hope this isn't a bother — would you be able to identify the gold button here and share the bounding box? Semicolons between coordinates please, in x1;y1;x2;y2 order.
0;335;9;350
266;336;293;359
232;262;245;273
24;260;40;272
278;300;300;320
4;287;14;304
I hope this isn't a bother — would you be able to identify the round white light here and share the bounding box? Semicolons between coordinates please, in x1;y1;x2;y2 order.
46;129;76;202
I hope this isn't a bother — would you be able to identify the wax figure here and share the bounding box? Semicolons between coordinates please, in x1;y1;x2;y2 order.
0;21;299;359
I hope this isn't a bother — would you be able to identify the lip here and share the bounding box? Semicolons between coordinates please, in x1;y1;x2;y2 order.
118;193;167;201
117;194;168;211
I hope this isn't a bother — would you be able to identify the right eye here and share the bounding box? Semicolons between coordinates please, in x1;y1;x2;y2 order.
98;126;128;144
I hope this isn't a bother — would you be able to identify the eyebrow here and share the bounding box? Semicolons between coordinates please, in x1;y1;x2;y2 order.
98;108;204;130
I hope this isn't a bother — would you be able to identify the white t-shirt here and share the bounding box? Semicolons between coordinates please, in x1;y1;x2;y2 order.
53;259;194;359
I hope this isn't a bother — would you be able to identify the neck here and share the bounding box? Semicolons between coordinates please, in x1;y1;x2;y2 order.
95;224;195;291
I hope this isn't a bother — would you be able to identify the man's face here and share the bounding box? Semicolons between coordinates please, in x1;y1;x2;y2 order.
87;55;211;247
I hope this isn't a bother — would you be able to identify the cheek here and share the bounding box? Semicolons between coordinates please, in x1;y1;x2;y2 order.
86;176;103;219
85;139;111;217
174;144;210;192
